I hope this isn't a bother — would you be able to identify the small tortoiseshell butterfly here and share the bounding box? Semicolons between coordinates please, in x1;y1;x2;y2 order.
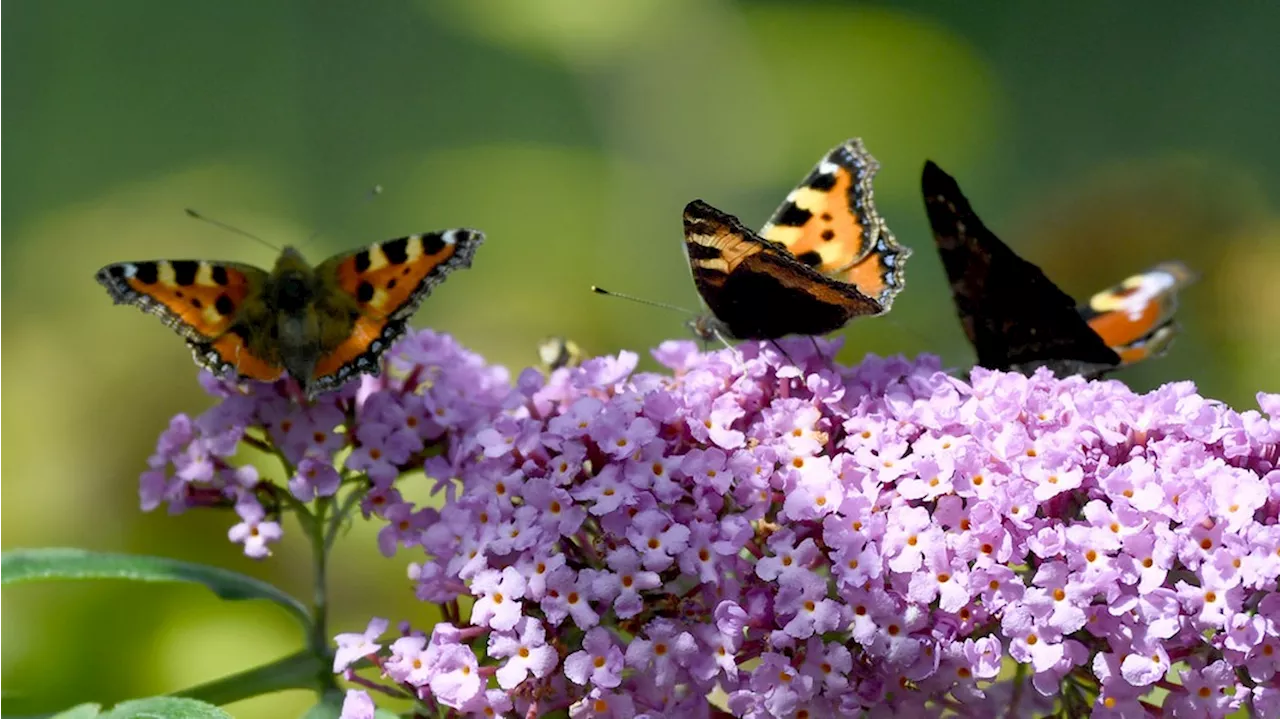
684;138;911;342
922;160;1195;378
96;230;483;398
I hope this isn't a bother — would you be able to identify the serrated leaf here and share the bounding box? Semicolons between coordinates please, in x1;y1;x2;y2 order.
50;703;104;719
1;548;310;632
100;697;232;719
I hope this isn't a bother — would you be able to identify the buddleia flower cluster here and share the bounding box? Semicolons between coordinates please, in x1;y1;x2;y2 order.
139;329;1280;718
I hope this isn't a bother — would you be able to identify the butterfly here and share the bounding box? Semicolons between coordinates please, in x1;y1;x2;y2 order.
537;336;586;372
921;159;1195;378
96;230;483;398
684;138;911;342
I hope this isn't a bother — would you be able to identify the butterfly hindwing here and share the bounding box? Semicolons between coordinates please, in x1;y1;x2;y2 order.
921;160;1121;374
190;332;287;383
760;138;910;311
684;200;882;340
1078;261;1196;367
310;229;484;391
308;316;408;394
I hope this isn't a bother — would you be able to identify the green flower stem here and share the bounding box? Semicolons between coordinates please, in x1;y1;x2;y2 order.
309;496;336;693
1003;661;1028;719
324;481;369;554
275;483;338;694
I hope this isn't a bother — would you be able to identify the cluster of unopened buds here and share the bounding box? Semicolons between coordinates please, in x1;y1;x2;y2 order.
141;328;1280;718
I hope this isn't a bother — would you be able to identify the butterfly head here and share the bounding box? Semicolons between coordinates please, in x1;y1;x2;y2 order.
687;314;729;348
266;246;319;314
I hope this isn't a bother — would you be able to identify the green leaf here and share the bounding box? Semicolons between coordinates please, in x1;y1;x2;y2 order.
1;548;311;632
50;704;104;719
300;694;343;719
100;697;232;719
171;650;326;706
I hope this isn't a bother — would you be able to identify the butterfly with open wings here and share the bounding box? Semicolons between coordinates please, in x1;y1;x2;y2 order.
921;160;1195;378
96;230;483;398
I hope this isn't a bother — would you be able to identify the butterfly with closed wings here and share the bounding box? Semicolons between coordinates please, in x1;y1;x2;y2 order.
682;138;912;344
921;160;1195;378
96;229;483;398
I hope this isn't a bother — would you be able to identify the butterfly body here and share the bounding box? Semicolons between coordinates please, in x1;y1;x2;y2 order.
921;160;1194;378
97;230;483;397
683;138;910;343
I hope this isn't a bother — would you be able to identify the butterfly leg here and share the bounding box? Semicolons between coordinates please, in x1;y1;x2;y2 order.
712;328;745;365
769;339;801;370
808;336;829;364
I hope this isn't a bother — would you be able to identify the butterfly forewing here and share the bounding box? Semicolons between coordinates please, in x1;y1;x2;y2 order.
308;229;484;393
683;200;881;340
96;260;269;343
921;160;1121;373
760;138;910;311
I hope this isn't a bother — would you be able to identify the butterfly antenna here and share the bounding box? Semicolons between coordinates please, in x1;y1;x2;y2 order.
185;208;282;253
590;286;697;315
304;184;384;247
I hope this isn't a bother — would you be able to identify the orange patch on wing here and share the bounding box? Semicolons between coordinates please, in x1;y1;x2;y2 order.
313;315;388;379
764;168;867;271
1085;301;1164;350
1114;344;1155;365
207;334;284;381
838;253;894;301
129;264;253;337
333;236;458;318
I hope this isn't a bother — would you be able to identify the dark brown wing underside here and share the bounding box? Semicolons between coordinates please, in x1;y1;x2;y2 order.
694;251;881;340
921;161;1120;371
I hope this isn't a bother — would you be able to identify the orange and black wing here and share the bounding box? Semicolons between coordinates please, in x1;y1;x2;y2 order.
760;138;910;311
921;160;1121;375
309;229;483;393
95;259;286;382
683;200;881;340
1077;261;1196;367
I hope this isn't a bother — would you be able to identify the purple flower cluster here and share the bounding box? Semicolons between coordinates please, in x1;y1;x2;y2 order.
140;329;1280;717
138;331;512;558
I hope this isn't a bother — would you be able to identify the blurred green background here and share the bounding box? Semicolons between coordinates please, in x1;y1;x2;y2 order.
4;1;1278;716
